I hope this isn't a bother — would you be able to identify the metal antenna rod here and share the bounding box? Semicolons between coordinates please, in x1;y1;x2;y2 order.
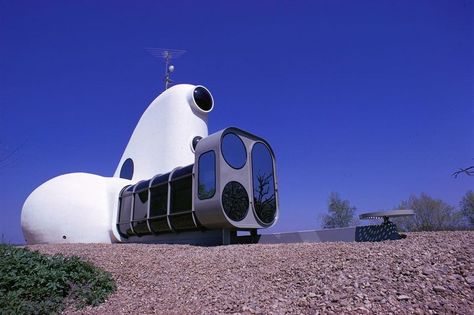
146;48;186;90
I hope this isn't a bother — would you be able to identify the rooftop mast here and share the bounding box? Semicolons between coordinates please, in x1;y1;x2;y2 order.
146;48;187;90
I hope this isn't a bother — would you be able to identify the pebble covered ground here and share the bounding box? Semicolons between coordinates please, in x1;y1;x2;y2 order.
29;231;473;314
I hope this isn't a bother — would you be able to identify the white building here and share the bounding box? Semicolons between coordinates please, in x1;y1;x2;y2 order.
21;84;278;245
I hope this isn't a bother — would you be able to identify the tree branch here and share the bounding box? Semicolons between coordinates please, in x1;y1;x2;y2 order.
452;165;474;178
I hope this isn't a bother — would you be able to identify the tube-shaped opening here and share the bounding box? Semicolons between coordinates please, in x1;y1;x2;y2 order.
192;86;214;112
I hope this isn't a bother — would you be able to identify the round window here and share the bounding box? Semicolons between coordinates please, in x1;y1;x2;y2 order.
221;133;247;169
192;136;202;151
222;181;249;222
193;86;213;112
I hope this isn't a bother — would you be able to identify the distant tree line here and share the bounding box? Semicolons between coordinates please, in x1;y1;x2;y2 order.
322;191;474;231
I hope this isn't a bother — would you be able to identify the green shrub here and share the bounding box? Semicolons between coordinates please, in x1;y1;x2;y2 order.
0;244;116;314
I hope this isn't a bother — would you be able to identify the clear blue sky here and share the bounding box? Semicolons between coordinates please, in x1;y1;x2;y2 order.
1;1;472;244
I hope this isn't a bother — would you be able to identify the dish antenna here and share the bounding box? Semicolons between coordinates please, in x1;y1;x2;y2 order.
146;48;187;90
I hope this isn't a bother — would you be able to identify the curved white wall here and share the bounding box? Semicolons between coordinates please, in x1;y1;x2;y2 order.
21;84;212;244
21;173;130;244
113;84;211;181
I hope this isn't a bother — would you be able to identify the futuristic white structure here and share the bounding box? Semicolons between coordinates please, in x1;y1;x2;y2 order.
21;84;279;245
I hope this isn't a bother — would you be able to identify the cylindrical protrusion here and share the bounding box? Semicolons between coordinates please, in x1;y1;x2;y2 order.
189;85;214;113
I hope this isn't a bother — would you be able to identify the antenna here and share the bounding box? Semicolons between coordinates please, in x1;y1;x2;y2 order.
146;48;187;90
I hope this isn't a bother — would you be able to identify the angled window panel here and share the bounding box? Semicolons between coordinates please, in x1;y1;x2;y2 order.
169;165;196;231
132;180;151;236
149;175;171;233
117;185;135;237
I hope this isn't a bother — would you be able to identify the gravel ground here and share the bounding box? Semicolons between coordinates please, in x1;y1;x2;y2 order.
28;231;473;314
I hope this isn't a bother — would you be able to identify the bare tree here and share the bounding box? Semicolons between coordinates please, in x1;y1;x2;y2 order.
452;159;474;178
253;172;276;223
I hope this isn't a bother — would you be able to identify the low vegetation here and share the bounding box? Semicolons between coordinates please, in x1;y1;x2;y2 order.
322;191;474;231
0;244;116;314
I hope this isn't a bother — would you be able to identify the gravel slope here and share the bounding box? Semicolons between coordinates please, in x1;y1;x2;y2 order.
29;231;474;314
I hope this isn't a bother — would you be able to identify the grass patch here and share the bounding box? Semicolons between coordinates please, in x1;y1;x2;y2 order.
0;244;116;314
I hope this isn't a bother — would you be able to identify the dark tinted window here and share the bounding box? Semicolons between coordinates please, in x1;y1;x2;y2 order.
149;174;171;233
135;180;150;191
222;181;249;221
132;221;150;235
118;187;134;236
170;214;196;231
118;223;134;237
120;158;134;180
150;184;168;217
221;133;246;169
193;86;213;111
133;190;148;219
198;151;216;200
170;176;192;213
172;165;193;179
149;218;171;233
252;143;276;225
170;174;195;231
151;173;169;186
119;193;133;223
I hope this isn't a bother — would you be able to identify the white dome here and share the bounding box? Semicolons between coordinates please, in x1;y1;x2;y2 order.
21;173;130;244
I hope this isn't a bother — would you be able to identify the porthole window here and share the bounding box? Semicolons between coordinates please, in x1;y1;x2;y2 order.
251;143;276;225
198;151;216;200
222;181;249;221
221;133;247;169
193;86;213;112
192;136;202;152
120;158;134;180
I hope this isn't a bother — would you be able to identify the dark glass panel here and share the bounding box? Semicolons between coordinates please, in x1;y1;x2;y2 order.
132;221;150;235
193;86;213;111
135;180;150;191
120;158;134;180
151;173;169;186
198;151;216;200
118;223;134;237
252;143;276;225
149;218;171;233
221;133;247;169
171;165;193;180
150;184;168;217
133;190;148;222
169;213;196;231
222;181;249;221
170;176;192;213
118;195;133;223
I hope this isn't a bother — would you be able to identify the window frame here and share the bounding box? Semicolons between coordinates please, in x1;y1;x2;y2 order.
250;141;277;226
198;150;216;200
221;132;247;170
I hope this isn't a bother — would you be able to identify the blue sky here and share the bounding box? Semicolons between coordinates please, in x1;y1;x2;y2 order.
1;1;472;244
